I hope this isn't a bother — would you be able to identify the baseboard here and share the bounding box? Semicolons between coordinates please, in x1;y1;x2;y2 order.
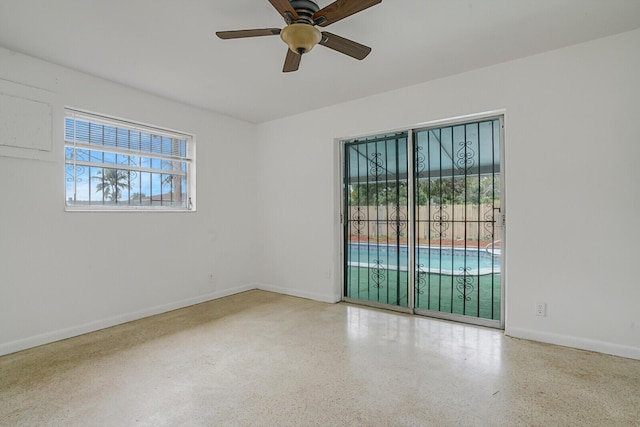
5;287;637;361
0;284;256;357
505;327;640;360
256;282;340;304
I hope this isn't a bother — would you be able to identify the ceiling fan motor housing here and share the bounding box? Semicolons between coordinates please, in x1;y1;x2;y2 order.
289;0;320;20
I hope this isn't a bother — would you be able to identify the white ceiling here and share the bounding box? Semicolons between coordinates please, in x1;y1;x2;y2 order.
1;0;639;123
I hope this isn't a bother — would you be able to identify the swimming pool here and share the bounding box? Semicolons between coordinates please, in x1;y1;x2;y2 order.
346;243;500;275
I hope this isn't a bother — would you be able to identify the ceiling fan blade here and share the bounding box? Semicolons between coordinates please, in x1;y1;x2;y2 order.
283;49;301;72
268;0;299;23
319;31;371;60
216;28;281;39
313;0;381;27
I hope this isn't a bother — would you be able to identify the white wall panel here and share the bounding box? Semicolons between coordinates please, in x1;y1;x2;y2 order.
0;79;54;158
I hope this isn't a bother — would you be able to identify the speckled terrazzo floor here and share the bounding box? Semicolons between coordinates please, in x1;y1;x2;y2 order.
1;290;639;426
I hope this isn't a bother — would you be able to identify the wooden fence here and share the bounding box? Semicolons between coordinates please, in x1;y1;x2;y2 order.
348;204;502;245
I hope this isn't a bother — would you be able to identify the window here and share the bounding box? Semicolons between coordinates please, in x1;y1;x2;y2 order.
65;108;194;211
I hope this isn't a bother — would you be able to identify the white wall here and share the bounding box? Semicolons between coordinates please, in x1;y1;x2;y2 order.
255;29;640;359
0;47;260;355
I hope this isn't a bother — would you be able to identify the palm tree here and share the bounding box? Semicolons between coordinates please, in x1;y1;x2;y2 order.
161;170;183;202
92;168;131;201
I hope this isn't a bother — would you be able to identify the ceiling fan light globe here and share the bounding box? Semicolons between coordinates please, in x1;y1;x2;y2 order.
280;23;321;54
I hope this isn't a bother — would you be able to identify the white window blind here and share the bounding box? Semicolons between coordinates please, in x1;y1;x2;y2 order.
64;109;194;210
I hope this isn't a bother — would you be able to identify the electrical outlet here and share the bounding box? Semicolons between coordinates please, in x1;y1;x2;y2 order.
536;302;546;316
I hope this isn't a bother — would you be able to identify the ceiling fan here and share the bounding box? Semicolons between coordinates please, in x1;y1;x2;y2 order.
216;0;382;72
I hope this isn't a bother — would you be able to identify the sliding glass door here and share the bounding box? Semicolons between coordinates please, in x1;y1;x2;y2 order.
343;117;503;327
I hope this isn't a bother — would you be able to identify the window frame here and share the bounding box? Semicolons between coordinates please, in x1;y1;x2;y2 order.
64;107;196;212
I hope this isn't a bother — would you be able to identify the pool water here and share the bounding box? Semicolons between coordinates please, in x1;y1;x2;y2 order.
347;243;500;275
